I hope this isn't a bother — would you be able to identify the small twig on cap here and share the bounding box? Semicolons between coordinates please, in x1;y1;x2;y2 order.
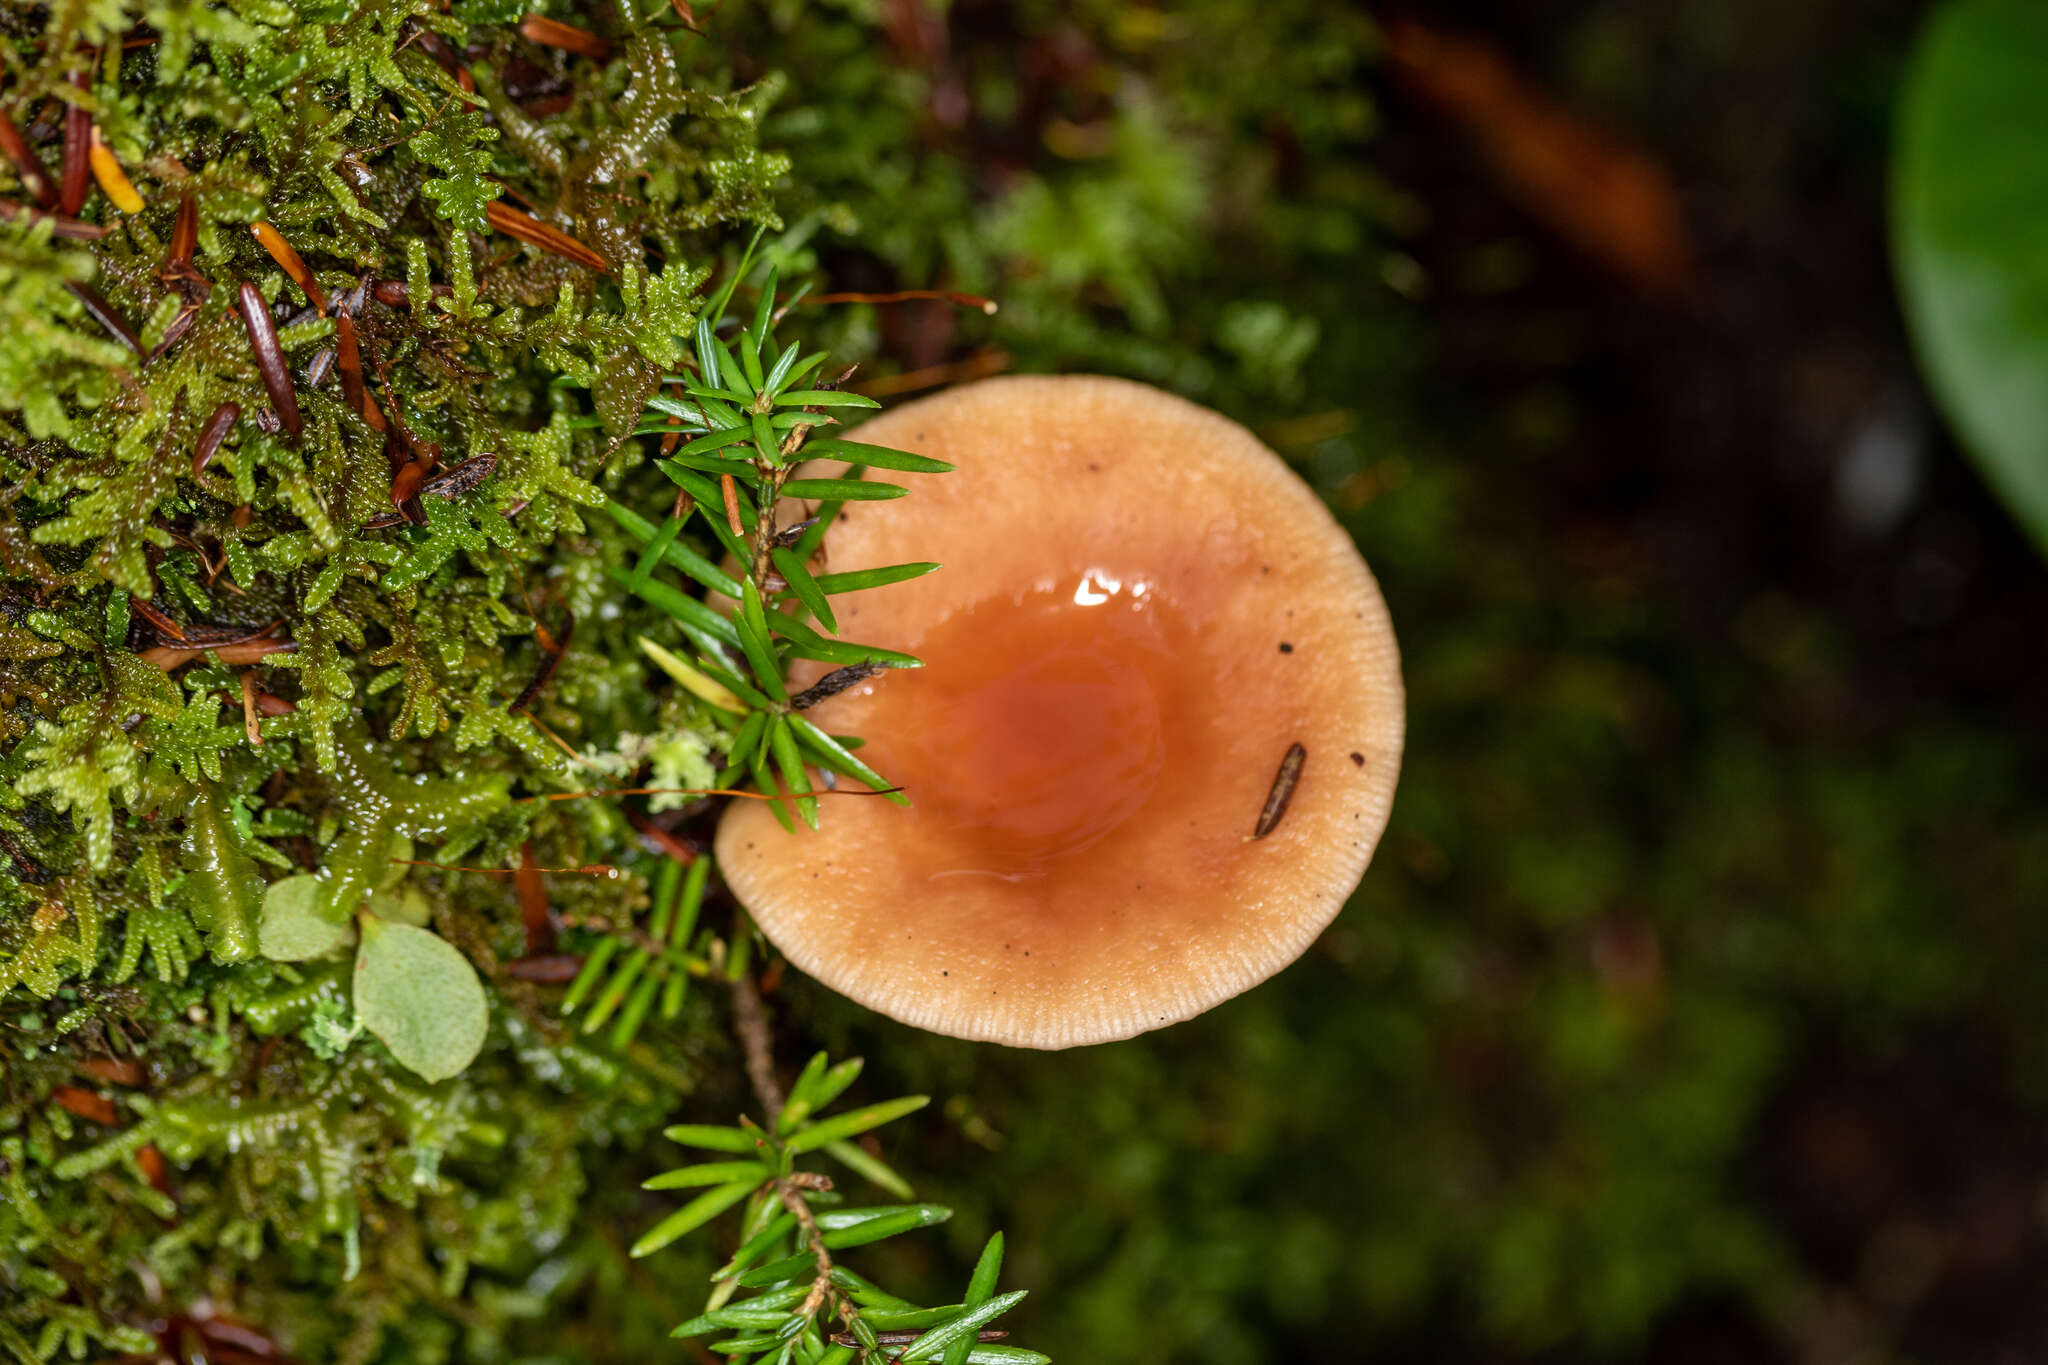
788;660;884;711
1252;742;1306;840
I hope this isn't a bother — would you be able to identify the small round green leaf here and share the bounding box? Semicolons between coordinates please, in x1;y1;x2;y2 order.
353;918;488;1083
259;875;356;961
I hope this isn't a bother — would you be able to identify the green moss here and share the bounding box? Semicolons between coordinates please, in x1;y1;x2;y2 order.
0;0;806;1355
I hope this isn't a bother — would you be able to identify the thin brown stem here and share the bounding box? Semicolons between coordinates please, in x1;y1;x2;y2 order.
746;419;819;592
778;1171;837;1315
729;971;784;1121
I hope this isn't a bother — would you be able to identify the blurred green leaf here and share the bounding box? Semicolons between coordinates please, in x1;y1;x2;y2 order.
1896;0;2048;550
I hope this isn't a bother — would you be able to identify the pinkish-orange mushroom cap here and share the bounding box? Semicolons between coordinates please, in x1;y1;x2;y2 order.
716;375;1403;1048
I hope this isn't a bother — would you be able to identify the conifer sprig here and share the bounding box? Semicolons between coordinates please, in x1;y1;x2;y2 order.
577;238;948;1050
640;981;1042;1365
609;229;952;835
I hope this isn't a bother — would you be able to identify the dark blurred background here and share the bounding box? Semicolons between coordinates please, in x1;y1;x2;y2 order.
711;1;2048;1359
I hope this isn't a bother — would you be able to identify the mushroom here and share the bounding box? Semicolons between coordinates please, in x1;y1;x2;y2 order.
716;375;1403;1048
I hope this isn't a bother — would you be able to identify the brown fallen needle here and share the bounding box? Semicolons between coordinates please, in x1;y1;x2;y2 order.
57;73;89;216
508;611;571;714
719;472;744;536
238;673;264;745
236;281;303;437
0;108;57;208
141;636;297;670
191;401;240;475
334;310;386;430
515;842;554;953
518;12;615;60
419;451;497;498
485;198;608;272
137;1143;172;1195
76;1055;145;1086
50;1084;118;1125
0;199;105;240
627;812;699;865
249;221;327;313
67;283;139;354
129;593;186;641
506;954;583;982
166;193;197;267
